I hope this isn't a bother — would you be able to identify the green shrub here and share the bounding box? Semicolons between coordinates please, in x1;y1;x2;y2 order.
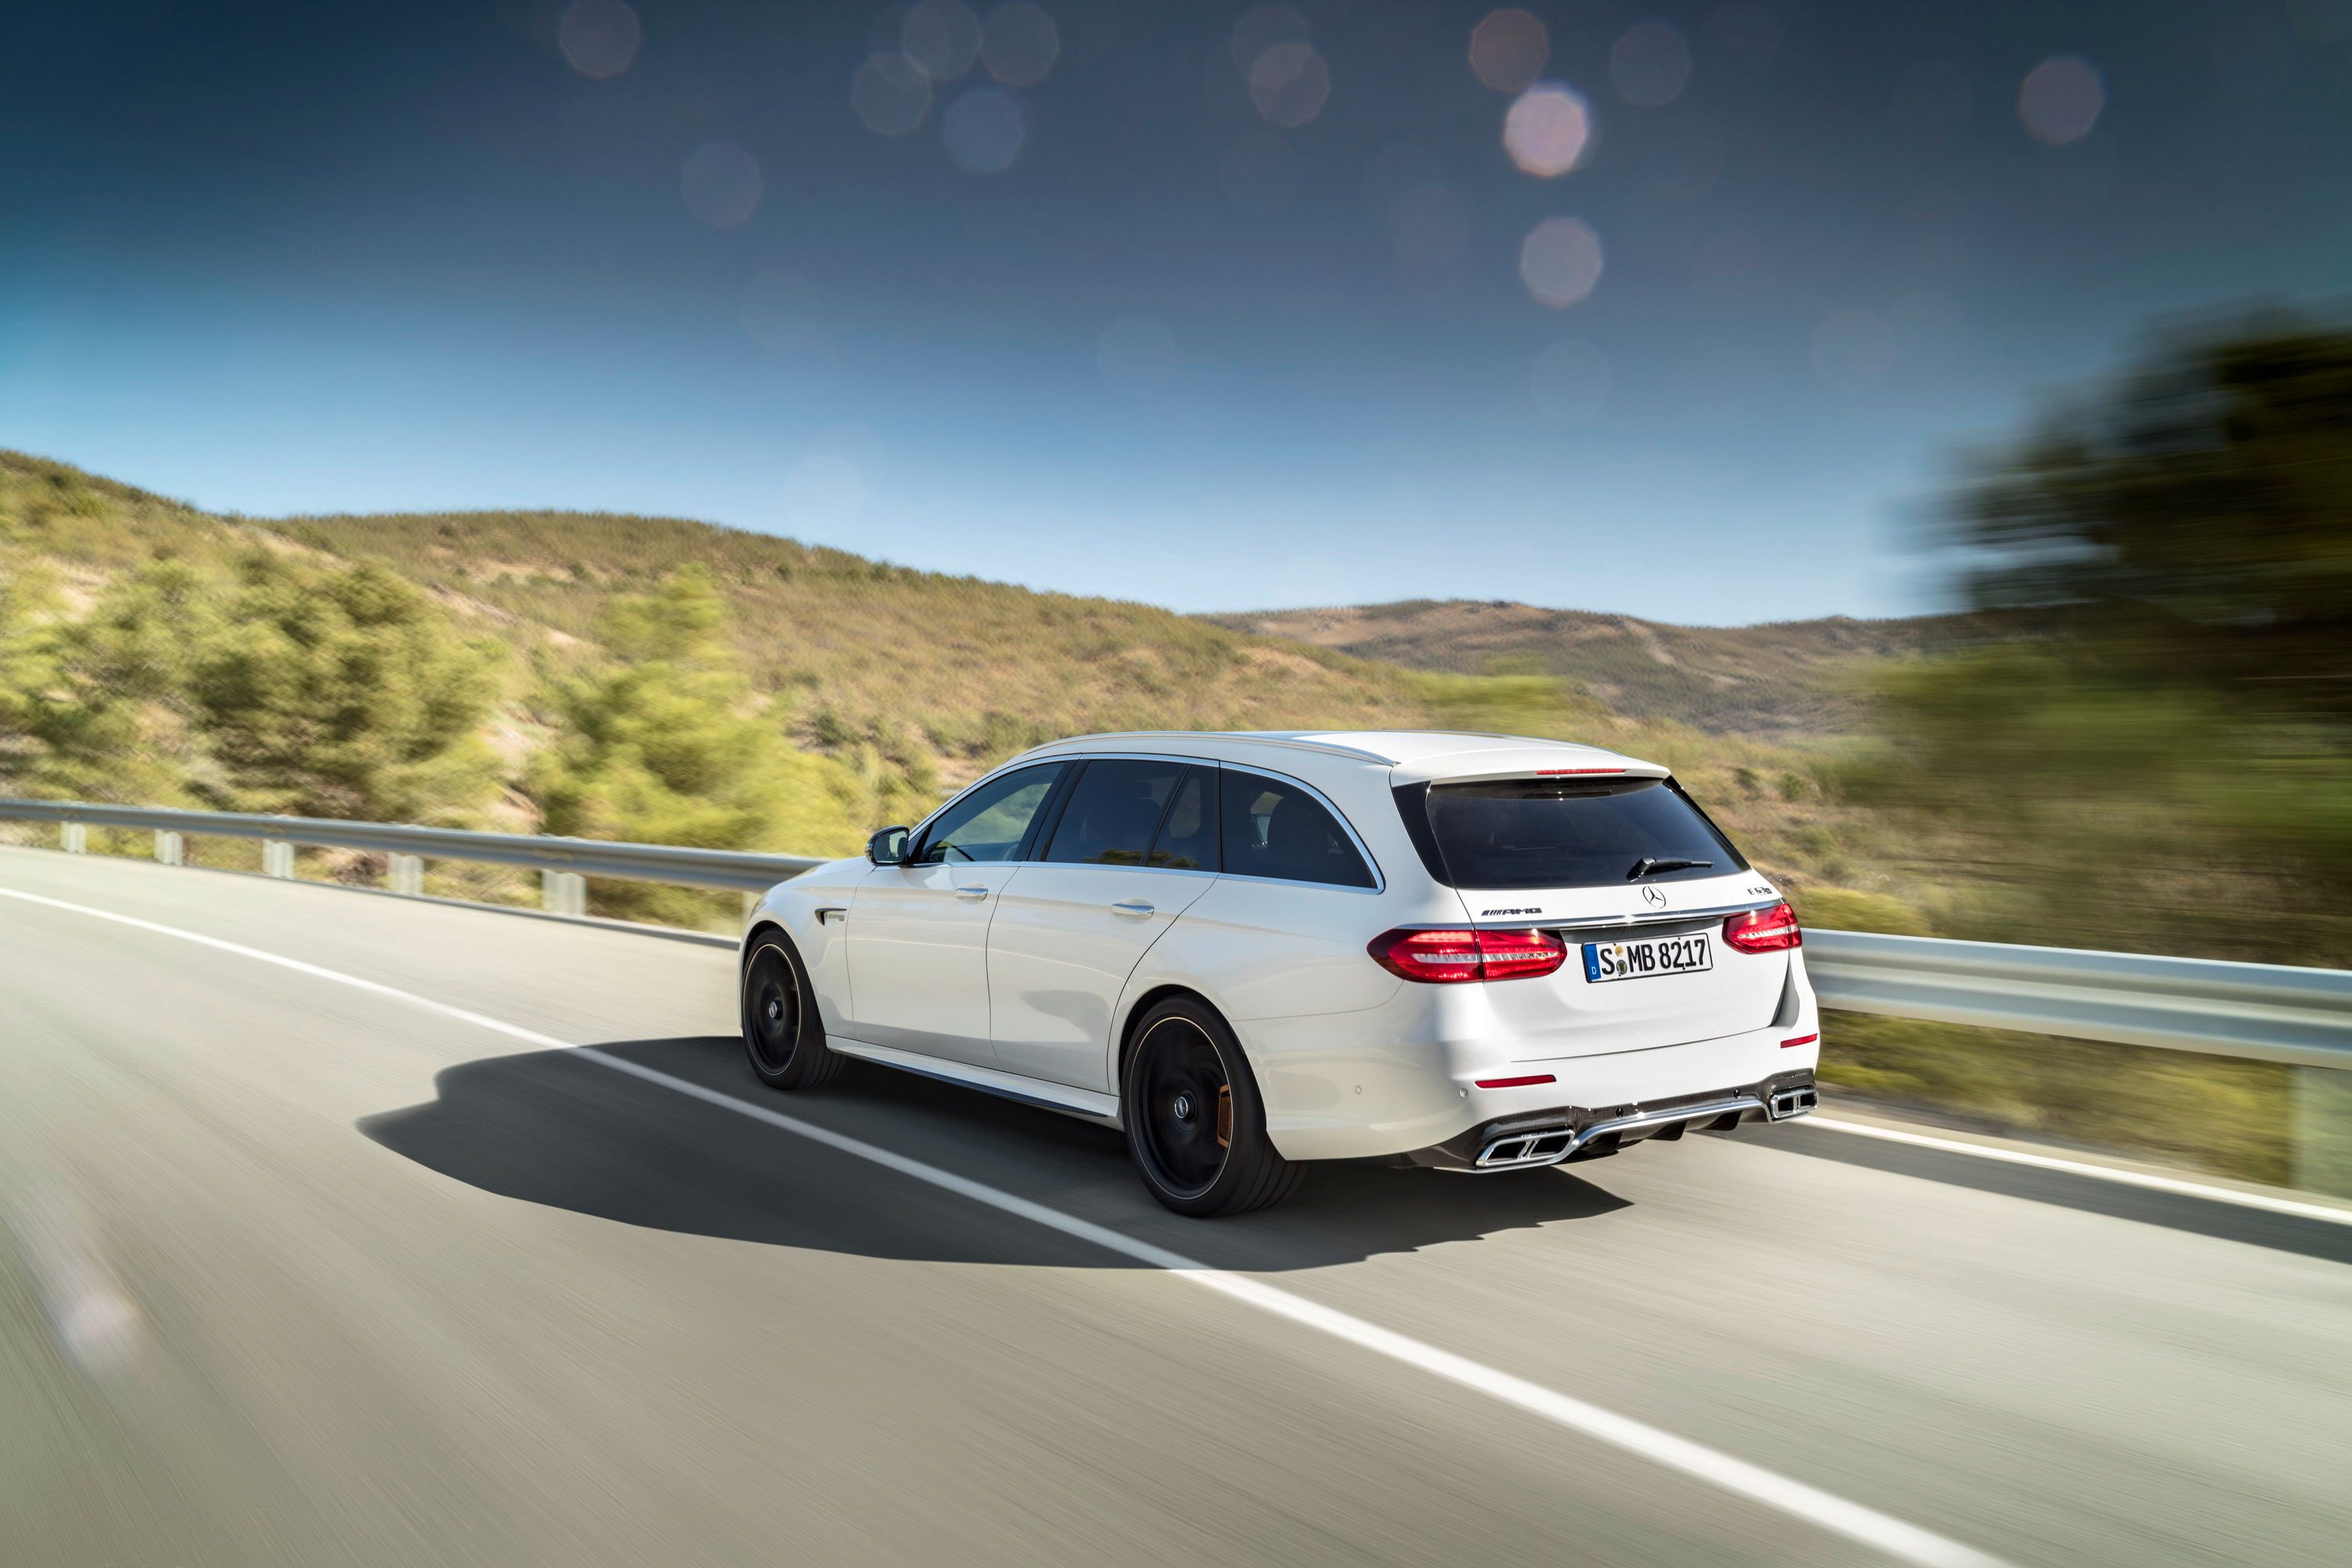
530;567;872;923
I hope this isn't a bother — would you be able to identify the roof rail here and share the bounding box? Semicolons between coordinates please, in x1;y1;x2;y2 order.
1011;731;1401;765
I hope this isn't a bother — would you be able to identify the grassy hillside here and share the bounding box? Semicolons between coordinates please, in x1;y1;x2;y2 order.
1207;599;2005;737
266;506;1443;777
0;449;2122;930
0;452;1428;806
0;451;1867;833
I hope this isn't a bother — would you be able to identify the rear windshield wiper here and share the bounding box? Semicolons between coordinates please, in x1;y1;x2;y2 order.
1627;856;1713;880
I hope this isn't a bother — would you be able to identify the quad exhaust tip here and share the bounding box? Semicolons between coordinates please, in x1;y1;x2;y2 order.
1474;1093;1781;1171
1473;1085;1817;1168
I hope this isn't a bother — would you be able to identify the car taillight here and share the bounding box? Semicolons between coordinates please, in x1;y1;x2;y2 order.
1723;901;1802;953
1369;927;1567;983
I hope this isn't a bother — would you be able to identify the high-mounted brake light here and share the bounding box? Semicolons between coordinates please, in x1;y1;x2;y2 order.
1369;927;1568;983
1534;767;1624;775
1723;901;1802;953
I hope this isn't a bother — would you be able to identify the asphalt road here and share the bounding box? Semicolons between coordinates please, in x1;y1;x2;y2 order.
3;844;2348;1568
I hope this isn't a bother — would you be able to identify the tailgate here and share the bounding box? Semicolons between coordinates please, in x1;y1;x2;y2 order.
1501;910;1786;1059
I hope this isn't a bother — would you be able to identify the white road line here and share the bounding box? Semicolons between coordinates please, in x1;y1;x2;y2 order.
0;886;2008;1568
1809;1116;2352;1227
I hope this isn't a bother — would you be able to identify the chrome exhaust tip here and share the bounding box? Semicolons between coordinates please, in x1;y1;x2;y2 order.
1472;1093;1774;1168
1767;1086;1818;1120
1475;1130;1578;1169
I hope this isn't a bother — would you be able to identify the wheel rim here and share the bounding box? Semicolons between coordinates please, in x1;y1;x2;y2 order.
744;946;800;1074
1134;1018;1232;1198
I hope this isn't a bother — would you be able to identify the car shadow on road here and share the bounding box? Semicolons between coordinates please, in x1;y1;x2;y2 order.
1714;1120;2352;1266
359;1036;1635;1271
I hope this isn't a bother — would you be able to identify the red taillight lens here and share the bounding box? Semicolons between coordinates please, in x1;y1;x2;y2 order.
1475;927;1570;979
1723;901;1802;953
1370;927;1567;983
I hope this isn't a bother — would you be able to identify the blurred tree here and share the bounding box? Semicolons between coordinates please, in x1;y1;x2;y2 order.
0;550;58;740
189;554;505;821
1951;319;2352;720
529;567;870;922
1877;318;2352;962
13;561;216;804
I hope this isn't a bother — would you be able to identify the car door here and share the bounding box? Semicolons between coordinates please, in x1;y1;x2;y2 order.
987;758;1219;1090
846;762;1065;1067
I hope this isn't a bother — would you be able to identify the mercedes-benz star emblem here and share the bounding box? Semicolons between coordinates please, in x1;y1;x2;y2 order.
1642;886;1668;908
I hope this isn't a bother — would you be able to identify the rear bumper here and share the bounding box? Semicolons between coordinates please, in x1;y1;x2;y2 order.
1398;1069;1818;1172
1249;990;1822;1163
1241;946;1820;1163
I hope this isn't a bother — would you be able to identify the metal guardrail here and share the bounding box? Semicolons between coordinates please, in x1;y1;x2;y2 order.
0;797;823;903
3;796;2347;1072
1806;930;2352;1072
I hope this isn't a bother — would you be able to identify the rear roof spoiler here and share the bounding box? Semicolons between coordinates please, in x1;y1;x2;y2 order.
1388;746;1669;788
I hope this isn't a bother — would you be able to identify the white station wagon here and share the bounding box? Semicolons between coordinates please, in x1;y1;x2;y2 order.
740;731;1820;1215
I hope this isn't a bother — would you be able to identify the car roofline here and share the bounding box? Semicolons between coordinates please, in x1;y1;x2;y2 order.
1006;731;1403;766
1004;729;1665;775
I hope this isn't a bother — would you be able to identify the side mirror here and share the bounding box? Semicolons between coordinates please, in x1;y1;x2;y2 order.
867;826;911;866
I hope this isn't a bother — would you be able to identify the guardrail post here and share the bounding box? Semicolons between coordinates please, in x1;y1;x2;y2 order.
390;853;424;897
543;869;587;917
61;822;87;854
155;829;184;866
263;840;294;879
2291;1069;2352;1199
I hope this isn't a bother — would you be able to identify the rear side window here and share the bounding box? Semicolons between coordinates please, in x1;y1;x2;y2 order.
1221;769;1376;887
1044;758;1186;866
1417;777;1745;891
1148;768;1218;870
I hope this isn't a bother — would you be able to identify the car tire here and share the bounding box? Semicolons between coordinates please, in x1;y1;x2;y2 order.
741;931;844;1090
1121;996;1301;1217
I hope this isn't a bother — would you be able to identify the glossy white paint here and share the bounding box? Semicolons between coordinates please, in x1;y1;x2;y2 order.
1479;921;1789;1060
746;730;1822;1164
987;862;1216;1090
843;859;1010;1066
825;1036;1123;1126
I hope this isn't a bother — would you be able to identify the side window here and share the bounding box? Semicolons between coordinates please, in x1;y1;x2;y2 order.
1146;768;1218;870
1221;769;1375;887
1044;758;1186;866
915;764;1062;864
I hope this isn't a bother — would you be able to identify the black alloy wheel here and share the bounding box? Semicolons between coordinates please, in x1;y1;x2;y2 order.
1121;996;1301;1216
740;933;844;1089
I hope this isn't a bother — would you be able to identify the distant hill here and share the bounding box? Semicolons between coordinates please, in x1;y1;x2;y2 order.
0;449;1933;915
1203;601;2003;737
0;452;1459;808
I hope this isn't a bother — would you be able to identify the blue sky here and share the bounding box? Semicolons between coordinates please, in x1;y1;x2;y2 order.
3;1;2347;622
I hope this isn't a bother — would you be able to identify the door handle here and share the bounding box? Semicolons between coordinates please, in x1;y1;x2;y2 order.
954;886;990;901
1110;900;1156;917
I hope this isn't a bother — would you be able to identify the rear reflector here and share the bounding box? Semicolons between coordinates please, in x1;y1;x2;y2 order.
1369;927;1568;983
1475;1073;1558;1090
1780;1033;1819;1049
1723;901;1802;953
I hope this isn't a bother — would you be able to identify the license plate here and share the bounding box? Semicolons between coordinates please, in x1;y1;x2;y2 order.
1583;932;1713;983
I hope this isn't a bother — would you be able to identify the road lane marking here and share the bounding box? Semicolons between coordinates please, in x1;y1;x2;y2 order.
1809;1116;2352;1227
0;886;2009;1568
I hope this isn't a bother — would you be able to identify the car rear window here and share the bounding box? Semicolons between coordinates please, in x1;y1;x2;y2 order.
1221;768;1376;887
1414;777;1746;891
